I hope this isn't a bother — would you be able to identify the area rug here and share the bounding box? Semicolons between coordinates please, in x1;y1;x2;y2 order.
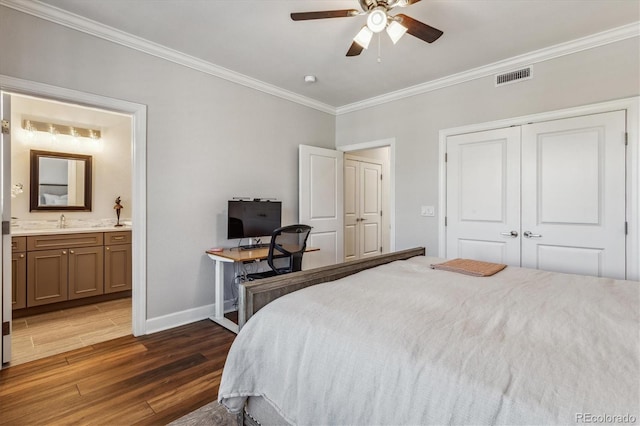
168;400;239;426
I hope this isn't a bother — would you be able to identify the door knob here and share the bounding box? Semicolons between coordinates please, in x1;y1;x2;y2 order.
523;231;542;238
500;231;518;238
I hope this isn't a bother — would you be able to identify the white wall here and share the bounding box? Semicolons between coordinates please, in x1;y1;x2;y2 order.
335;38;640;255
0;6;335;320
10;95;133;221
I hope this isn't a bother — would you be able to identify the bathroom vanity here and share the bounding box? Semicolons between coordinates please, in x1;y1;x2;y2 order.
11;226;132;314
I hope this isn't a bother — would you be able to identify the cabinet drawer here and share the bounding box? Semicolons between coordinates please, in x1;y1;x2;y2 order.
12;236;26;252
27;233;104;251
105;231;131;245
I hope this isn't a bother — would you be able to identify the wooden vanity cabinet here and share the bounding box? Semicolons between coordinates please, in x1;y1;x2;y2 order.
26;233;105;306
11;237;27;310
105;231;132;293
12;231;131;311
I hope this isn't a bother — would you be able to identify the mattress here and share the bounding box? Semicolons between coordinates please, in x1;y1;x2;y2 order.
218;256;639;425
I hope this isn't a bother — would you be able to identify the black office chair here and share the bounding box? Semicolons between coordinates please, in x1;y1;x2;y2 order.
246;224;312;280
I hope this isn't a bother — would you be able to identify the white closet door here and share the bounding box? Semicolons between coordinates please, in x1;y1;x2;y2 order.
446;127;521;265
359;161;382;259
344;159;358;261
521;111;626;278
344;159;382;261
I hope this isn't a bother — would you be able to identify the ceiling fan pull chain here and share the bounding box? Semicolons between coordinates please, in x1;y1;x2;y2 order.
377;33;382;63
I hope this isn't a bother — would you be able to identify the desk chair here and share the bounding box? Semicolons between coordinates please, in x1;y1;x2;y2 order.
246;224;312;280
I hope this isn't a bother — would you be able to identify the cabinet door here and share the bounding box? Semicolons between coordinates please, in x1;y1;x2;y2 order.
27;249;68;307
12;252;27;310
69;246;104;300
105;244;132;293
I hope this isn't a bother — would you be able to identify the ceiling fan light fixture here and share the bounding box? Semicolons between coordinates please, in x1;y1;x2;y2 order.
366;7;388;33
354;26;373;49
386;20;408;44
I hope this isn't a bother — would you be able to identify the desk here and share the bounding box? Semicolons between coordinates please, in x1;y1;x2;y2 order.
206;246;319;333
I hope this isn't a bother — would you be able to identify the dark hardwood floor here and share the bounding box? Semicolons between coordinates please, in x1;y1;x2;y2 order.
0;320;236;425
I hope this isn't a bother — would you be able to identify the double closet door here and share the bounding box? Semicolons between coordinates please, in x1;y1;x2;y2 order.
446;110;627;279
344;158;382;261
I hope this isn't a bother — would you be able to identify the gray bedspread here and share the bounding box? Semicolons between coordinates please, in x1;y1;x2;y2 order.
218;256;639;425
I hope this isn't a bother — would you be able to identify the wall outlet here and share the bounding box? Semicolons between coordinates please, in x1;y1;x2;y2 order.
421;206;435;217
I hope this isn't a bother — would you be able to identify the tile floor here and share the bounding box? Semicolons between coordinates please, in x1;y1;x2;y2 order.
9;297;132;366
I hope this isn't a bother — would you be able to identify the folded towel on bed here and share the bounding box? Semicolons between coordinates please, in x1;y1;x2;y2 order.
431;258;507;277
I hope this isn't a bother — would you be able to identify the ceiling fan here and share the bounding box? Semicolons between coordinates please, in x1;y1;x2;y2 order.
291;0;443;57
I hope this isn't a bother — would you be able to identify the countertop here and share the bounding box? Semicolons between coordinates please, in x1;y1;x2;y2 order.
11;220;132;237
11;225;132;237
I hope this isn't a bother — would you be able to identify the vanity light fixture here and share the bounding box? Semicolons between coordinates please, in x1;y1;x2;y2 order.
22;119;101;140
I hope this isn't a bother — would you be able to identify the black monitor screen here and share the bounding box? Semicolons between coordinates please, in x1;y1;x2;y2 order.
227;200;282;239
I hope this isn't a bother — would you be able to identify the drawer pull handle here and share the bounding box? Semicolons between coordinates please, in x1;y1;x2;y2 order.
62;251;67;255
70;250;75;254
19;254;24;258
106;247;110;250
113;236;125;240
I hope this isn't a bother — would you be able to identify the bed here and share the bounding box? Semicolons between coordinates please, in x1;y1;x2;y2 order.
218;248;639;425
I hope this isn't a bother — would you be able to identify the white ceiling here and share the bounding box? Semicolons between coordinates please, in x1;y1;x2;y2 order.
28;0;640;108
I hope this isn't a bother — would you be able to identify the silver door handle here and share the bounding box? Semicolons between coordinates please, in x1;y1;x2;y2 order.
523;231;542;238
500;231;518;238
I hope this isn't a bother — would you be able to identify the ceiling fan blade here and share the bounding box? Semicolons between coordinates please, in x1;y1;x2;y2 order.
291;10;360;21
395;14;443;43
346;41;365;57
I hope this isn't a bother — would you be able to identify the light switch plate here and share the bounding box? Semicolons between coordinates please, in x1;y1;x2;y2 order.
421;206;435;217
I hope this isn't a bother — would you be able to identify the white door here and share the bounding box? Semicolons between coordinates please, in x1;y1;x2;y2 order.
344;158;382;261
1;92;12;366
344;158;358;261
446;127;522;265
521;111;627;278
299;145;343;269
359;161;382;259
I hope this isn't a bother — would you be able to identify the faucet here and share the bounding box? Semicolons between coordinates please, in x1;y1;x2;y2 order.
59;214;66;229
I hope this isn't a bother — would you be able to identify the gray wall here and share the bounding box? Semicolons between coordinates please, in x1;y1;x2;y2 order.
0;7;335;320
335;38;640;255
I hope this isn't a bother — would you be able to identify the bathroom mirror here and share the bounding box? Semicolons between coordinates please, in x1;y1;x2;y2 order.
30;150;92;211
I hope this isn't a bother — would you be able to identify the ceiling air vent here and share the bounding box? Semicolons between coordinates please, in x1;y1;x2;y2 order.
495;66;533;87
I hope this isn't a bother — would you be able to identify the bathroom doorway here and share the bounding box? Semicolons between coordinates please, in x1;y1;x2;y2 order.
0;77;147;368
9;94;132;365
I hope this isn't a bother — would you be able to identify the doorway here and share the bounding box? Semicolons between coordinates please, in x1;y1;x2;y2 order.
344;148;390;261
8;94;133;365
298;139;395;269
339;138;395;261
0;76;147;369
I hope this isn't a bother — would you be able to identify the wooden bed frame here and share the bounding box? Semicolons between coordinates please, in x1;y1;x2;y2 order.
237;247;426;330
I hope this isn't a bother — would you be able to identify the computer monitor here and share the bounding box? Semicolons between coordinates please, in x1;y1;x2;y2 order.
227;200;282;240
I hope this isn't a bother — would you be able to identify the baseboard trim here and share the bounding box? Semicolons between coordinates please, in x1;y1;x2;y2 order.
145;299;238;334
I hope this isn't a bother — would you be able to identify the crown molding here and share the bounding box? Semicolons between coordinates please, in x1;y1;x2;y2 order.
336;21;640;114
0;0;336;115
2;0;638;117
